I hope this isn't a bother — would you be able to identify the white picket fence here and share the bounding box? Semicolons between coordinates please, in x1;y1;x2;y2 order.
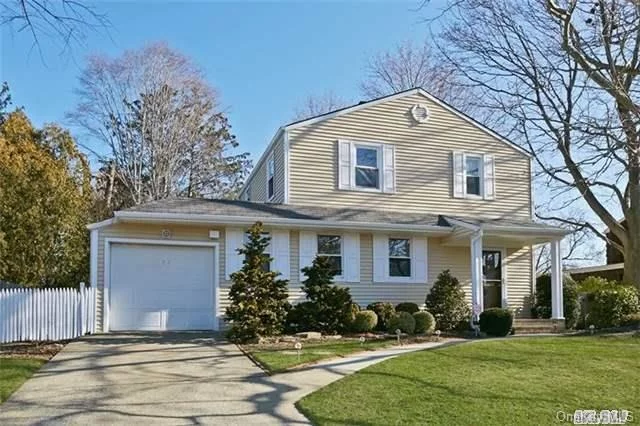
0;285;96;343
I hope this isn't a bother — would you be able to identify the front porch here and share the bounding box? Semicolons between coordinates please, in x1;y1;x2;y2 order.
439;216;571;322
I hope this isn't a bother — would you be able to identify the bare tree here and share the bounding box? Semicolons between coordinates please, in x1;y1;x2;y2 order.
69;42;250;206
433;0;640;287
360;39;480;115
292;91;349;121
1;1;108;55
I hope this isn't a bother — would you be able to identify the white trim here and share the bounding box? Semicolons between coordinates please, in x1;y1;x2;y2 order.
114;211;452;234
266;152;275;201
87;218;116;230
102;237;220;332
374;235;428;284
566;262;624;274
352;142;383;192
90;229;98;288
284;130;290;204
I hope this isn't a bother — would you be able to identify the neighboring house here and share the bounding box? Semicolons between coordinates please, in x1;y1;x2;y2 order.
88;88;570;332
568;219;626;282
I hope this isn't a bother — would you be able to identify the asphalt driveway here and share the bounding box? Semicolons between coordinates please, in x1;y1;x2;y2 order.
0;332;308;425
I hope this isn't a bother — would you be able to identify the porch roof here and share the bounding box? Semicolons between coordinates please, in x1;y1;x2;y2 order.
88;198;570;241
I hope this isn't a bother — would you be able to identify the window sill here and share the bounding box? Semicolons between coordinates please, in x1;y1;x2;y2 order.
338;187;395;194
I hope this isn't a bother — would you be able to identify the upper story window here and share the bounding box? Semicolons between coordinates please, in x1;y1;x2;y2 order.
267;154;275;200
453;152;495;200
338;140;395;193
389;238;411;277
465;155;482;197
355;146;380;189
317;235;343;277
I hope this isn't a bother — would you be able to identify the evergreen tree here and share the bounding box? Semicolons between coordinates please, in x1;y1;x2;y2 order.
425;270;471;331
225;222;290;341
288;256;354;334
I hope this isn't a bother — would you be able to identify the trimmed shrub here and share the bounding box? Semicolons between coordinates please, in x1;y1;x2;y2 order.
226;222;290;342
366;302;396;331
351;310;378;333
588;287;640;328
577;276;628;293
395;302;420;314
425;270;471;331
387;311;416;335
287;256;354;334
532;274;580;329
479;308;514;337
413;311;435;334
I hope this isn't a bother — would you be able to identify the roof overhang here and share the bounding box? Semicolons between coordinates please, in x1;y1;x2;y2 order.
104;210;453;235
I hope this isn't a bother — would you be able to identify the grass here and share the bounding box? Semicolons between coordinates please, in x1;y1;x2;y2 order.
0;358;46;403
246;339;396;373
297;335;640;426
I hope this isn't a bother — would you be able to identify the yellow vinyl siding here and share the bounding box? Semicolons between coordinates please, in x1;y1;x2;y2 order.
288;92;531;219
96;223;533;331
242;133;285;203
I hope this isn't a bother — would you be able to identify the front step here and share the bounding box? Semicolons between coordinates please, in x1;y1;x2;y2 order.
513;319;565;334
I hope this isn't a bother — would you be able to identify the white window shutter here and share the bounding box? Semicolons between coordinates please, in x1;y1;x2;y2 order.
271;230;290;280
483;154;495;200
413;237;428;283
452;151;464;198
382;144;396;193
225;228;244;280
299;231;317;281
338;141;352;190
372;234;388;283
343;233;360;282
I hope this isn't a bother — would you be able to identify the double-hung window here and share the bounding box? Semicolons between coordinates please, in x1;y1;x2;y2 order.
267;155;275;200
317;235;343;277
465;155;482;197
389;238;411;277
338;140;395;193
354;145;381;190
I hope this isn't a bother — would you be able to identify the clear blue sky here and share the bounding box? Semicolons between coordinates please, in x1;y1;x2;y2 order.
1;1;438;163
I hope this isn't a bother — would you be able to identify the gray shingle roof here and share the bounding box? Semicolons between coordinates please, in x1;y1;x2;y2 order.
120;198;565;234
123;198;443;226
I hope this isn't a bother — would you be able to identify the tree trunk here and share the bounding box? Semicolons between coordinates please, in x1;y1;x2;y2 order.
624;211;640;290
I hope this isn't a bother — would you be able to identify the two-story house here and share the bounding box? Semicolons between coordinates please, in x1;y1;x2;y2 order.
88;88;570;332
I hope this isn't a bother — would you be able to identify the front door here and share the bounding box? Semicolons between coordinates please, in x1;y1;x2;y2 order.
483;250;503;309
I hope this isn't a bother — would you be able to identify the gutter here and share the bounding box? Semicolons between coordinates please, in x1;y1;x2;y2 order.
112;211;453;234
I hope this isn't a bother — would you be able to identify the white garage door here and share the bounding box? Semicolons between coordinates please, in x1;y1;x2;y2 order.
109;243;216;331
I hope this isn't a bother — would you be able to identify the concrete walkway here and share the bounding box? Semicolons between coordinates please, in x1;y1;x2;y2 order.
265;339;460;423
0;333;456;425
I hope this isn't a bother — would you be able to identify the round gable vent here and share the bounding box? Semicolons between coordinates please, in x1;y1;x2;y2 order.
410;104;430;123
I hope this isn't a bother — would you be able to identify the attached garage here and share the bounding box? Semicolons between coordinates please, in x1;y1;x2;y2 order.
105;240;218;331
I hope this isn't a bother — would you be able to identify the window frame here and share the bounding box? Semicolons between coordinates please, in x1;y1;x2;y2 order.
388;237;413;279
463;153;484;199
352;142;383;192
266;153;275;201
316;234;344;279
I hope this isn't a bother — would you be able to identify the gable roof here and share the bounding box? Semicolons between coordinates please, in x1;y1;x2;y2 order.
240;87;531;197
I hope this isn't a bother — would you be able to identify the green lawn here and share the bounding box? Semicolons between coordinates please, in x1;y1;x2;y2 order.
297;335;640;426
247;339;396;373
0;358;45;403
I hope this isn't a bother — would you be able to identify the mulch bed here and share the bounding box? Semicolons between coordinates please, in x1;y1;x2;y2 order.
243;334;440;351
0;341;67;360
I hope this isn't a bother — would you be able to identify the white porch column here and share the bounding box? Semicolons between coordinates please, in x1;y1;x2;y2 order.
550;239;564;319
470;232;484;321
